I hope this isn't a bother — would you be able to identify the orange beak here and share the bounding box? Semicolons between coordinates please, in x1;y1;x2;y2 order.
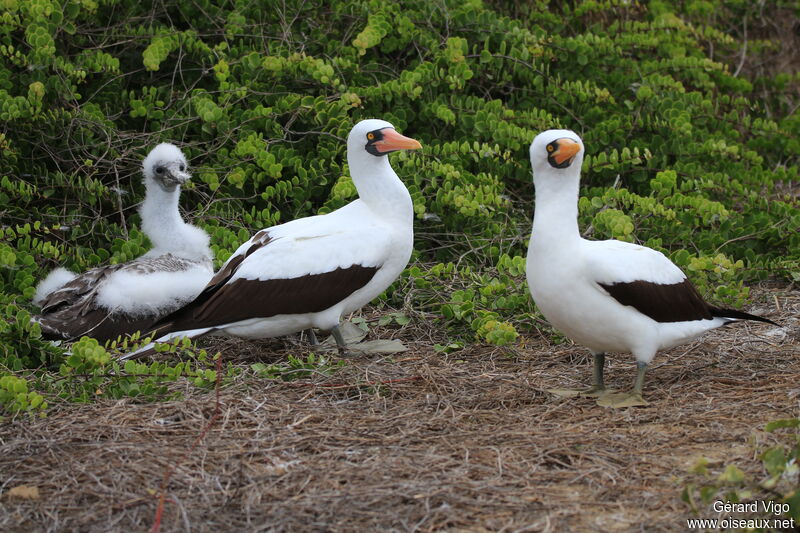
374;129;422;153
553;138;581;165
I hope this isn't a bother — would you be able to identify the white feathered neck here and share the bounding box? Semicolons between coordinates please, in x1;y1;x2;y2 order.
139;145;211;262
530;129;585;249
346;119;414;225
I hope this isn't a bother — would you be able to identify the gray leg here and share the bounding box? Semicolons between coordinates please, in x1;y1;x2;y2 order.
331;324;348;355
581;352;606;396
306;329;319;346
547;352;609;398
632;360;647;396
593;352;606;389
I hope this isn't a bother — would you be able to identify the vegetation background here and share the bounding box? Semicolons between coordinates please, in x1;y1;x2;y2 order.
0;0;798;529
4;0;797;401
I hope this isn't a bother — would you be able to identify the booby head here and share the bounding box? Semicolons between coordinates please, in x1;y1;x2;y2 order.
529;129;584;177
348;119;422;158
142;143;191;192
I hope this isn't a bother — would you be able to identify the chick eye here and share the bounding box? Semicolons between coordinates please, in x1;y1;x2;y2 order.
367;133;375;140
547;145;555;153
156;166;164;174
179;164;185;171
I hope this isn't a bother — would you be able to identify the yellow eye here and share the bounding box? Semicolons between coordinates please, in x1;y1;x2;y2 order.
547;145;555;152
367;133;375;140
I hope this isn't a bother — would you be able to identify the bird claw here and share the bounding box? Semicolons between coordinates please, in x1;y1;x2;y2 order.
580;385;612;397
336;346;350;357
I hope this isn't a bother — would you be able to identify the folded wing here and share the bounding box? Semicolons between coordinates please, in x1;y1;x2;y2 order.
585;240;713;323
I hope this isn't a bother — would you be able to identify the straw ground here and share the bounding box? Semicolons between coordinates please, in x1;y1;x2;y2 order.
1;285;798;532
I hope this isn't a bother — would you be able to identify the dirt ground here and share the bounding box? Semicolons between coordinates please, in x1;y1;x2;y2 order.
1;285;798;532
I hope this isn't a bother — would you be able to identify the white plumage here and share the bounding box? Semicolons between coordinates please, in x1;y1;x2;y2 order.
525;129;777;407
120;119;421;359
33;268;78;307
33;143;213;342
93;262;213;318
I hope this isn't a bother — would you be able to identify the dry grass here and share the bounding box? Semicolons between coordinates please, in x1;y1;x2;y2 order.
1;285;798;532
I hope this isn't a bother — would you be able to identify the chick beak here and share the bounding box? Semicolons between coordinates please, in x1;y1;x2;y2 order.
165;165;191;186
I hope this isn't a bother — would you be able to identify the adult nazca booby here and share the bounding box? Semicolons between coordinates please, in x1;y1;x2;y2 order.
33;143;213;343
525;129;778;408
119;119;421;360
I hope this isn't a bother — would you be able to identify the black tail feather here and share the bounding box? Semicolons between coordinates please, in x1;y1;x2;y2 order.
709;306;780;327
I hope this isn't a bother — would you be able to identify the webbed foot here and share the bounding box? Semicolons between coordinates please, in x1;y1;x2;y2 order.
596;390;649;408
547;385;614;398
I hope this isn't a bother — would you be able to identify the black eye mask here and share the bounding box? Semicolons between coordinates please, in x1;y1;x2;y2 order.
365;128;388;157
546;139;578;169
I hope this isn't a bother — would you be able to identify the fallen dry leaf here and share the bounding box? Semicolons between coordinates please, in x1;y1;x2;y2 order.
6;485;40;500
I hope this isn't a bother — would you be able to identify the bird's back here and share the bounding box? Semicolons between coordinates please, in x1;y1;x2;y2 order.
34;254;212;342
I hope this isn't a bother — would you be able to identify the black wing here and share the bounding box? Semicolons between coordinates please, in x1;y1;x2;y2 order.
599;279;778;325
598;279;713;323
156;264;379;333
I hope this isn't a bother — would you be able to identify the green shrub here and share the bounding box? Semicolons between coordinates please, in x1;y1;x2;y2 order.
0;374;47;419
252;353;345;382
0;0;796;409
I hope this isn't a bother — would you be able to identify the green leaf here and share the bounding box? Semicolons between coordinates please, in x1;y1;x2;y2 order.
765;419;800;432
718;464;745;484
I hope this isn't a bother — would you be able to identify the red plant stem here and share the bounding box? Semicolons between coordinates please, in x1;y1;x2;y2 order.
150;354;223;533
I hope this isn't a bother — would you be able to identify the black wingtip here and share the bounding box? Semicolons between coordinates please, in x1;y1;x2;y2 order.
709;306;781;327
